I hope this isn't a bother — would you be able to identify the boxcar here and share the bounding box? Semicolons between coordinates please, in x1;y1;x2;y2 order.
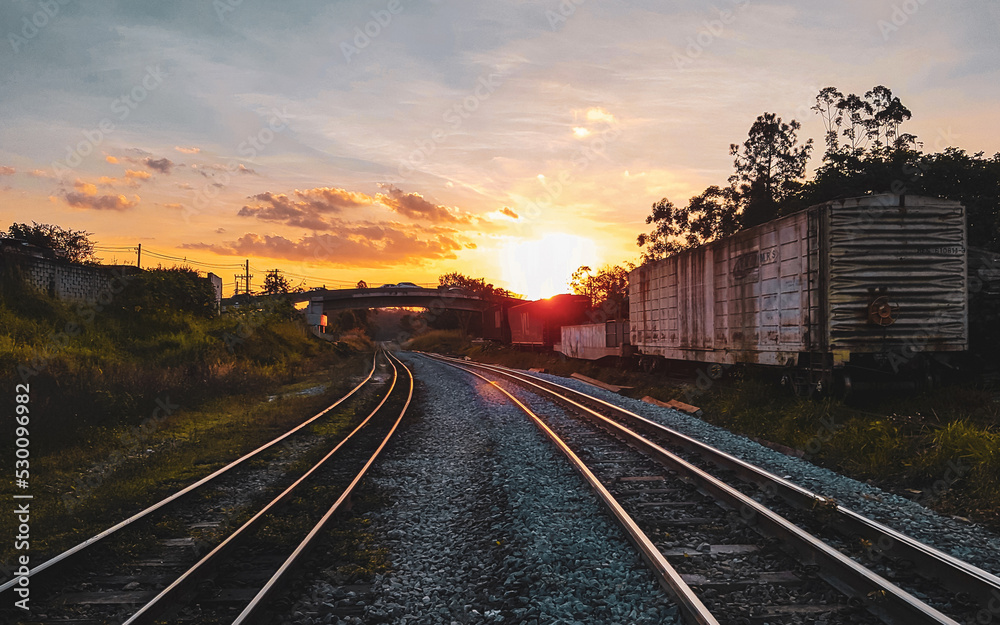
509;294;591;347
558;321;631;360
628;194;968;392
481;302;510;342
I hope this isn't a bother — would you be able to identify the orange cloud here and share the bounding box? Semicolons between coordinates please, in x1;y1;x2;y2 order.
183;225;465;267
105;156;119;164
64;192;139;211
500;206;519;219
73;179;98;195
125;169;152;180
174;146;200;154
238;187;375;229
0;166;15;175
375;184;472;224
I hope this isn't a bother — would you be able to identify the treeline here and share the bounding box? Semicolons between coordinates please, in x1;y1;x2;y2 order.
638;85;1000;260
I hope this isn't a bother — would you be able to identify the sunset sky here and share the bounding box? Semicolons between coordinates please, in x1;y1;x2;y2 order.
2;1;998;298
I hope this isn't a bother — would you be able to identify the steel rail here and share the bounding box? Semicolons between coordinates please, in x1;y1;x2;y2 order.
0;351;381;594
231;348;414;625
429;356;720;625
122;349;403;624
428;355;959;625
432;355;1000;612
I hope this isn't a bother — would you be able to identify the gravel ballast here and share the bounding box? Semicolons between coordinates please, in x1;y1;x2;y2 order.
516;369;1000;576
353;353;679;625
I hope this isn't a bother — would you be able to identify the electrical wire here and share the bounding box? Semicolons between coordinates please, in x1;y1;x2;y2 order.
90;244;441;291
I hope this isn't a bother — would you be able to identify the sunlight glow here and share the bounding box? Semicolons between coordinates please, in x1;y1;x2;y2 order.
500;233;597;299
573;127;590;137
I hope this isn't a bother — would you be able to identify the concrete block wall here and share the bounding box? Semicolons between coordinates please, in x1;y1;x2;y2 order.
1;252;139;304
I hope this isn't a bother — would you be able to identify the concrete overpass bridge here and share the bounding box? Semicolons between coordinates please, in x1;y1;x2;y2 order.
290;286;521;327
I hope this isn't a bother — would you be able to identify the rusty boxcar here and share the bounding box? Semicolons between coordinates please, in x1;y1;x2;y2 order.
628;194;968;393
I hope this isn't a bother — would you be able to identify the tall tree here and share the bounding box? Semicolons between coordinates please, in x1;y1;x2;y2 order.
4;221;96;264
637;185;741;262
811;85;915;160
729;112;813;227
806;85;921;204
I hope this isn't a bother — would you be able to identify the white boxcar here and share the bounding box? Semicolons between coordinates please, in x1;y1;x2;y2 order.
629;194;967;381
558;321;630;360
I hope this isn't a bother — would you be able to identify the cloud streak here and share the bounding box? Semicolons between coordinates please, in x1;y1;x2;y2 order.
183;224;465;267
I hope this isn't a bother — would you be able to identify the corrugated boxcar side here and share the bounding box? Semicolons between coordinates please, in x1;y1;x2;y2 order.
558;321;630;360
630;209;818;366
559;324;608;359
824;195;967;357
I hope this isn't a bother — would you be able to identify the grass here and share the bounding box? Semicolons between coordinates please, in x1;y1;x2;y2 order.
0;274;378;566
417;337;1000;531
404;329;472;354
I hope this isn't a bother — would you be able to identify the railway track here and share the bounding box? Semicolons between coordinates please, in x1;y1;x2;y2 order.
426;353;999;625
1;349;413;625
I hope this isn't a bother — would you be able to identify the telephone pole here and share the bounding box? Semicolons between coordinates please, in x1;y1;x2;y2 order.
136;243;141;269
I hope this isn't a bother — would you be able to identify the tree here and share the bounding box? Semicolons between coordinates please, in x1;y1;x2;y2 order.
908;149;1000;252
811;85;915;160
4;221;96;264
570;263;633;319
262;269;291;295
729;112;813;227
637;185;741;262
439;272;518;299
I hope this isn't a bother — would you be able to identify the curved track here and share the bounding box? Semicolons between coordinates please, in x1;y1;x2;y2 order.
1;349;413;624
427;353;998;625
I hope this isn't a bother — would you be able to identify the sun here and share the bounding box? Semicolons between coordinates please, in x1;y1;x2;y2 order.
500;233;597;299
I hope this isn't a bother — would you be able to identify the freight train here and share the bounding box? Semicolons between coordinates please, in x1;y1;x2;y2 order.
487;194;971;395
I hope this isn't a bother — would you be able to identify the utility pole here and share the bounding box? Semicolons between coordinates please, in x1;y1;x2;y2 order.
136;243;141;269
245;260;252;305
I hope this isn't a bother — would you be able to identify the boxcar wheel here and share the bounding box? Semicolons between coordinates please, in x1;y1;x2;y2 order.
707;363;724;380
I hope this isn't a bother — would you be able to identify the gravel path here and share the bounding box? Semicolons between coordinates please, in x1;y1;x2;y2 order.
520;369;1000;576
356;353;679;625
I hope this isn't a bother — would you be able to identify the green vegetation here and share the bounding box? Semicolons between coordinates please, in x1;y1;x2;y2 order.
423;338;1000;531
691;376;1000;526
0;267;373;564
404;329;472;354
3;221;97;264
